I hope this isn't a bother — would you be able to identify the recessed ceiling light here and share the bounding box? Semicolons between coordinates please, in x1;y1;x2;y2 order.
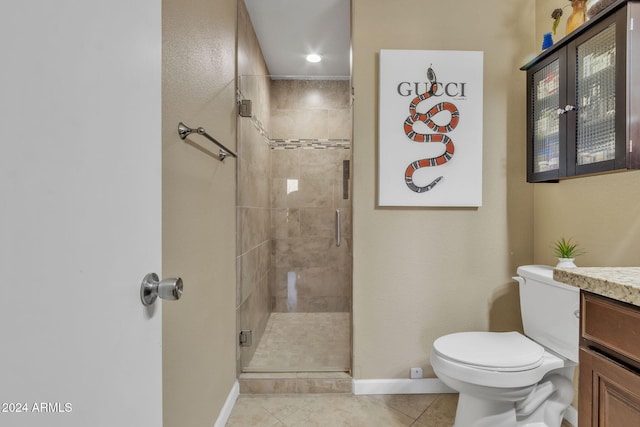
306;54;322;63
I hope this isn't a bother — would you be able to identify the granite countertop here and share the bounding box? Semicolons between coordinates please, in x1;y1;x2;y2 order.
553;267;640;307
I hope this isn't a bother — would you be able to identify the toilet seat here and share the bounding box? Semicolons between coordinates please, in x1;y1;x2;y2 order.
430;331;567;388
432;331;545;372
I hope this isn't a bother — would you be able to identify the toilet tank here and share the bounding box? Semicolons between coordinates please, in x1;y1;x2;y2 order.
515;265;580;363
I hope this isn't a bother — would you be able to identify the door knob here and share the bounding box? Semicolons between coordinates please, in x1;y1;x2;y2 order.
140;273;183;306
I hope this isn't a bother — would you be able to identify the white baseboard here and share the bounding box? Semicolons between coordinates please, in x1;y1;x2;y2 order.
213;380;239;427
352;378;456;395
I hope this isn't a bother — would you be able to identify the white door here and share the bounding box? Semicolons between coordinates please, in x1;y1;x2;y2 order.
0;1;163;426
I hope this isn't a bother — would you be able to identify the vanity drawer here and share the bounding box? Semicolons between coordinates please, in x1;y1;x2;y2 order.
581;291;640;365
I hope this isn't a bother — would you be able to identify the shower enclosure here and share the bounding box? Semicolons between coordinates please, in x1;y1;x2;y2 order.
236;75;352;373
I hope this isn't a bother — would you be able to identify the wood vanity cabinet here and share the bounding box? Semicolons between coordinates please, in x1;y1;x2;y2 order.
521;0;640;183
579;291;640;426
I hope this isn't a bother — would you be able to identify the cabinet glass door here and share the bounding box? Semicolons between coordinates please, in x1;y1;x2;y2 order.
575;22;617;166
532;59;561;174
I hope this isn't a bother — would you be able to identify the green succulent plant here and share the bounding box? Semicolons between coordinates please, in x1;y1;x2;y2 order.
552;237;585;259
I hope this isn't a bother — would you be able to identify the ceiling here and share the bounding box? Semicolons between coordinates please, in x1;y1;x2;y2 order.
244;0;351;79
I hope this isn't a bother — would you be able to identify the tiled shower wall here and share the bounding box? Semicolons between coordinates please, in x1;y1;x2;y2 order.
236;0;271;373
269;80;352;312
237;0;352;373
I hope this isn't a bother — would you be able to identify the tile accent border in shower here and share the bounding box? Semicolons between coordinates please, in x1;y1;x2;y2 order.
271;139;351;150
237;89;351;150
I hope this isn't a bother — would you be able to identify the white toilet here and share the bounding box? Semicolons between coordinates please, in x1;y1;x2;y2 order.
430;265;579;427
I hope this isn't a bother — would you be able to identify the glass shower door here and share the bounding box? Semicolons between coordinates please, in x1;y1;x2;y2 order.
237;75;353;373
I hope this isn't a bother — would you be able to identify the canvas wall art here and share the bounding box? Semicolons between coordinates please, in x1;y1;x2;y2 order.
378;49;484;207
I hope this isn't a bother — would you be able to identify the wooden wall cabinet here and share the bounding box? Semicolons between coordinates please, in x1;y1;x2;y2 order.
522;0;640;182
579;291;640;426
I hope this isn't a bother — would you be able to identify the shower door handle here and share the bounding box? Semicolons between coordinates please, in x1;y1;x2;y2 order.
335;209;341;247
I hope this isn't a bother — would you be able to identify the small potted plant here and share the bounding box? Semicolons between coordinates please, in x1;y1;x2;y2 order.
553;237;585;268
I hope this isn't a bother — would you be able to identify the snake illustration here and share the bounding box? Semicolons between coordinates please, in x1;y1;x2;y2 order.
403;66;460;193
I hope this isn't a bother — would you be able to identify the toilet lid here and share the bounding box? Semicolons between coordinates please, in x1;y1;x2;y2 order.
433;331;545;371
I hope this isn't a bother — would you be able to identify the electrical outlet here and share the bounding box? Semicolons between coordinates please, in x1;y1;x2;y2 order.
410;367;423;379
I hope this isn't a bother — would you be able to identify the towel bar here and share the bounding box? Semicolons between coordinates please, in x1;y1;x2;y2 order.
178;122;238;161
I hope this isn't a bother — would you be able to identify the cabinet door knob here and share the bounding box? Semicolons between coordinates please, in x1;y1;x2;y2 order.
557;105;576;115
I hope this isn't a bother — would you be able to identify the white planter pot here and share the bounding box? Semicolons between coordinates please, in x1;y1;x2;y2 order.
556;258;577;268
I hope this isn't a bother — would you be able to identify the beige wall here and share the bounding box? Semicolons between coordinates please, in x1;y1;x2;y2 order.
162;0;238;425
533;169;640;267
351;0;535;379
531;0;640;268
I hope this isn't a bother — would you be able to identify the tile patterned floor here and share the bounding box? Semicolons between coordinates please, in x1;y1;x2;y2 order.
245;312;351;372
226;393;575;426
235;313;574;426
226;393;458;426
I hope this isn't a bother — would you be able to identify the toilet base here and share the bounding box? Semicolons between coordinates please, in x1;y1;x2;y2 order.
452;374;574;427
454;393;516;427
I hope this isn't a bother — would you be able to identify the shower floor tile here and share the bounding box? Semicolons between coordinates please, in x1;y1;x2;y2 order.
244;312;350;372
